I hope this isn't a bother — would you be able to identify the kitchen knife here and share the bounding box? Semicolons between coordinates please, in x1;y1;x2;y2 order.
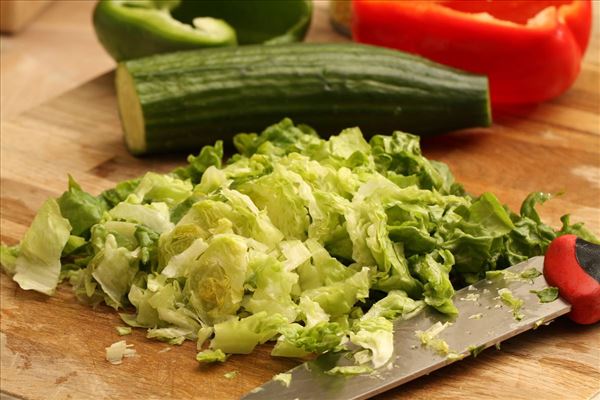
242;235;600;400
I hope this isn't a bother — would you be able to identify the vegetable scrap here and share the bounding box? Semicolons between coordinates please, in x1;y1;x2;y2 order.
498;289;525;321
273;373;292;387
116;326;132;336
105;340;136;365
531;287;560;303
415;322;451;356
326;365;374;376
224;371;239;379
468;344;486;358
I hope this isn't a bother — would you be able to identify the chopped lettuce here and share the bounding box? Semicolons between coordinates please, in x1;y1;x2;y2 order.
415;321;451;356
326;365;373;376
58;175;107;237
109;201;174;234
1;119;596;370
13;199;71;295
185;234;248;324
350;317;394;368
0;244;19;276
90;234;138;308
520;268;542;280
116;326;132;336
147;327;192;345
273;373;292;387
486;267;541;283
468;344;485;357
196;326;214;350
196;348;227;363
105;340;136;364
498;288;525;320
210;312;287;354
275;321;345;355
531;287;559;303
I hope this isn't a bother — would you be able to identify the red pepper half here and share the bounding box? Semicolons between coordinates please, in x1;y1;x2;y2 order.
352;0;592;105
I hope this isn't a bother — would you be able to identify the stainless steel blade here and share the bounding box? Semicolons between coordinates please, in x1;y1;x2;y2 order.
242;256;571;400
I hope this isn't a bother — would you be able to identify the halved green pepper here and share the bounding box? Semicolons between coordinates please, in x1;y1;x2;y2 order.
93;0;313;61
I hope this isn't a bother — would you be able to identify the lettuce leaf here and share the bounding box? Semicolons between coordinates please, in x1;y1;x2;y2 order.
185;234;248;324
210;312;287;354
13;199;71;295
57;175;106;237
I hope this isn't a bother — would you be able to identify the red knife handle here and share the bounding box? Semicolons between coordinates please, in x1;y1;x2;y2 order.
543;235;600;325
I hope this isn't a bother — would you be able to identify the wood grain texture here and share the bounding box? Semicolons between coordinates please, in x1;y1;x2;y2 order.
0;0;114;120
1;2;599;400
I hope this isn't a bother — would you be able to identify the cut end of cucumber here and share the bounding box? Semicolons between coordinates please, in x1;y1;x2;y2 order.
116;63;146;154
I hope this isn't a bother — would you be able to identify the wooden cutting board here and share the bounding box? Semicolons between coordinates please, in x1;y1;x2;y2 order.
1;3;599;400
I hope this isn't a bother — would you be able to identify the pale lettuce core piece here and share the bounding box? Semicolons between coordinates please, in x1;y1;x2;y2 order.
273;373;292;387
116;326;132;335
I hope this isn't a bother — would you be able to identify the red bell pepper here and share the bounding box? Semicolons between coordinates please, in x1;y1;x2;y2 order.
352;0;592;105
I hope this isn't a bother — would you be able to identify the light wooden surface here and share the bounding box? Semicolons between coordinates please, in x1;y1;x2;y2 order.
0;0;114;120
0;0;53;34
1;2;599;400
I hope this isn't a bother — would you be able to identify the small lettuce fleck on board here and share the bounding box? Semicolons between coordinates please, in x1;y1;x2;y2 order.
1;118;597;370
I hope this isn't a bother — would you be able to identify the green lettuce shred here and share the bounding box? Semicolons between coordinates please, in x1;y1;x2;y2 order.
530;287;559;303
1;118;596;370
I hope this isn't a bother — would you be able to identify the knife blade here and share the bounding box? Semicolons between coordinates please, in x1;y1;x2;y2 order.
242;256;570;400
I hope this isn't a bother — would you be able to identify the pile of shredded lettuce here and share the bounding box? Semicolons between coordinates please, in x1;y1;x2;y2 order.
1;119;596;370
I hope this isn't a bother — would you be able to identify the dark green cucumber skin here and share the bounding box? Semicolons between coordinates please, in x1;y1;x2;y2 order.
119;43;491;155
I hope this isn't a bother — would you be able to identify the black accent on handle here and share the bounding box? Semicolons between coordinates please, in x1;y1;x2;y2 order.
575;238;600;283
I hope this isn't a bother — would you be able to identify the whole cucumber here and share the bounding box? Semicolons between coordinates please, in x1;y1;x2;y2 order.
116;43;491;155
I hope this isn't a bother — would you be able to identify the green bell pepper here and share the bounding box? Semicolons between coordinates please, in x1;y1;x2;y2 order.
93;0;313;61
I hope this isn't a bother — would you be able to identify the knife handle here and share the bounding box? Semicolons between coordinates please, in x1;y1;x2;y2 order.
543;235;600;325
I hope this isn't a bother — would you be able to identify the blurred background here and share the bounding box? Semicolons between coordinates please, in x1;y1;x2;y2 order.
1;1;113;120
0;0;343;120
